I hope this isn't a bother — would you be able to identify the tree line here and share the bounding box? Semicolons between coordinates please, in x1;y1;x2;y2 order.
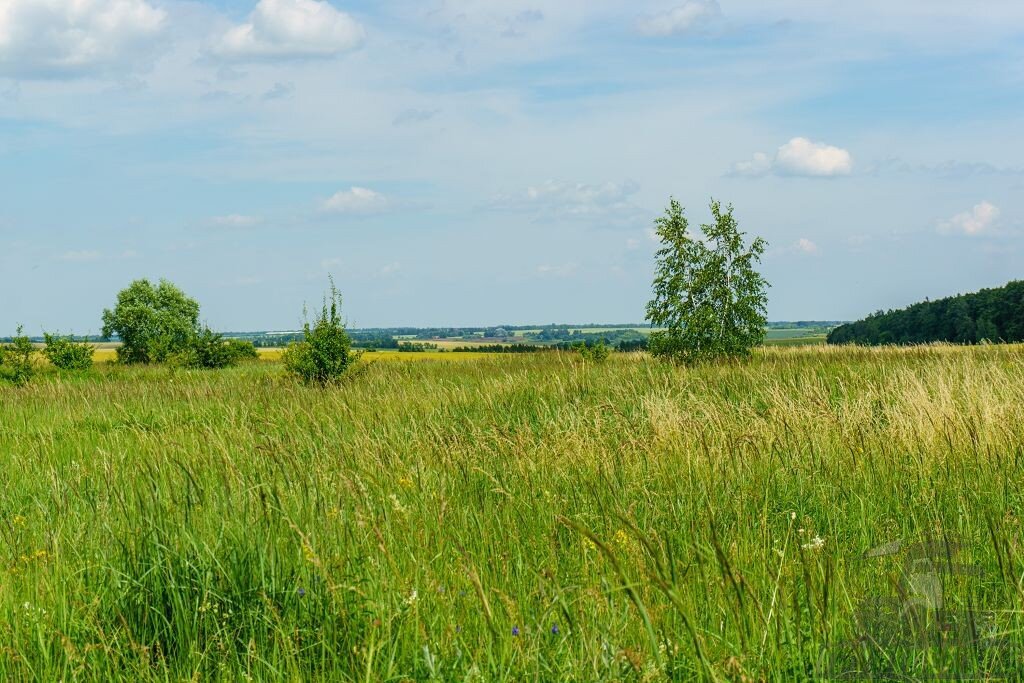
827;280;1024;346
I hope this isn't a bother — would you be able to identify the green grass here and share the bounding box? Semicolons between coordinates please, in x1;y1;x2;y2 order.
1;346;1023;679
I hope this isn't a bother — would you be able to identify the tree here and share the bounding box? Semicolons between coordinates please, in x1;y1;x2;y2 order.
101;279;200;364
645;198;769;364
283;280;356;384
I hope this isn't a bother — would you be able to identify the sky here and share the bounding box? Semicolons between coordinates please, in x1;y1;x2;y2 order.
2;0;1023;334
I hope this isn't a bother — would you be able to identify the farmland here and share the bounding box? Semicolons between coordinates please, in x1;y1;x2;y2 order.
2;344;1022;679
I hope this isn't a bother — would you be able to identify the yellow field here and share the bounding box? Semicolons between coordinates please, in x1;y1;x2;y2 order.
84;348;502;364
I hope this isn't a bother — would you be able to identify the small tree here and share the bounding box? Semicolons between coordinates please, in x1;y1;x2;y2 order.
646;198;769;364
283;280;355;384
42;333;94;371
101;279;200;364
0;326;36;386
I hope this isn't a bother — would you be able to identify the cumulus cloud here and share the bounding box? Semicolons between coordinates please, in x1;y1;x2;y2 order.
0;0;166;78
732;137;853;178
939;201;1000;236
323;187;389;214
212;0;364;61
494;180;643;223
637;1;720;37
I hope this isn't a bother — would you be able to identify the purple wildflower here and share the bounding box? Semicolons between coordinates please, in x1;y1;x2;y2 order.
512;626;520;637
551;624;560;635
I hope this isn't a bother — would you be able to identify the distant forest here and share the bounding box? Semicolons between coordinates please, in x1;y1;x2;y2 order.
827;280;1024;345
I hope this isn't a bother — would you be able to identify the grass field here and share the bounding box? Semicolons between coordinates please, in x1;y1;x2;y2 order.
2;346;1022;679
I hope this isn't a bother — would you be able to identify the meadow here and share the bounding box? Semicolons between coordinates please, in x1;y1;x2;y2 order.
1;345;1023;680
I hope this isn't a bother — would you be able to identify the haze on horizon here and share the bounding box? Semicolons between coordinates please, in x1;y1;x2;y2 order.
2;0;1022;335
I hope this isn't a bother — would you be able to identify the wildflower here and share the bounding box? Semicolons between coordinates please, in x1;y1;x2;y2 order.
389;493;408;514
551;624;560;635
404;589;418;607
802;536;825;551
297;587;306;598
398;477;414;490
511;626;520;636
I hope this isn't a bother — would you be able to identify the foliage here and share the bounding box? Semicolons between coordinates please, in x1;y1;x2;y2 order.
0;326;35;386
224;338;259;361
828;280;1024;346
574;340;610;363
1;347;1022;679
42;333;94;371
283;281;355;384
170;330;260;370
646;198;769;364
101;279;201;364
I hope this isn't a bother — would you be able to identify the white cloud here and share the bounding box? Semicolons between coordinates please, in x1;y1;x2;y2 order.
637;1;721;37
939;201;1000;236
210;214;261;228
536;262;578;278
323;187;389;214
494;180;642;222
212;0;364;61
0;0;166;78
795;237;819;254
732;137;853;178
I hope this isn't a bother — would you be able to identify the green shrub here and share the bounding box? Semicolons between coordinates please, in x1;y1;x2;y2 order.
173;329;256;370
0;326;35;386
224;338;258;362
574;340;610;363
284;281;355;385
42;333;94;371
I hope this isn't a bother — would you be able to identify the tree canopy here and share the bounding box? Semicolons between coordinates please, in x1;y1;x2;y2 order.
101;279;200;364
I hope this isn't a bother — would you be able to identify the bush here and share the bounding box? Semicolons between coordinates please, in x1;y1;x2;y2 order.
284;281;355;385
42;333;94;371
224;339;258;362
172;330;258;370
0;326;36;386
574;341;610;363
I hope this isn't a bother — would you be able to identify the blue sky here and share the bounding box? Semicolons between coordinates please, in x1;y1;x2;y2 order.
2;0;1023;333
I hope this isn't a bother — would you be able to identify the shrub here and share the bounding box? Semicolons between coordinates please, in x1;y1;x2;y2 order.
574;341;610;363
172;330;258;370
101;279;200;364
284;281;355;385
42;333;94;371
0;326;36;386
224;339;258;362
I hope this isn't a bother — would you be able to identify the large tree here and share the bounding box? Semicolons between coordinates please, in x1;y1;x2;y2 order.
645;198;769;364
101;279;200;364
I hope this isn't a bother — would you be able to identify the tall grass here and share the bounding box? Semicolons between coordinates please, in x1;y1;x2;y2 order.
1;346;1023;679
